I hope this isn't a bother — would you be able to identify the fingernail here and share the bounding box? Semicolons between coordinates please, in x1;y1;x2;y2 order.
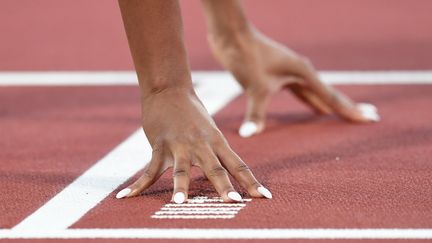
116;188;131;199
173;192;186;204
358;103;380;122
257;186;273;199
239;121;258;138
227;191;242;202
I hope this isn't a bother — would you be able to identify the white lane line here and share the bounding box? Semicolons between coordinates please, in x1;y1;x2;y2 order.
319;71;432;84
0;71;137;86
11;73;242;231
1;228;432;239
12;129;151;231
1;70;432;86
151;215;235;219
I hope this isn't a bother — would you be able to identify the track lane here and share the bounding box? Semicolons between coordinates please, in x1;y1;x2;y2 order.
0;86;141;228
72;85;432;229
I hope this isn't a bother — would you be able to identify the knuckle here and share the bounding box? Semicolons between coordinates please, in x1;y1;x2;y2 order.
301;56;311;65
175;155;190;165
235;163;251;174
141;169;155;179
187;128;211;144
208;166;228;177
173;168;189;178
300;56;314;70
251;86;271;98
151;138;165;153
211;133;228;147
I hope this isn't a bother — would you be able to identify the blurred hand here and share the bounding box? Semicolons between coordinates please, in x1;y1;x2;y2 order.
116;88;272;203
209;30;380;137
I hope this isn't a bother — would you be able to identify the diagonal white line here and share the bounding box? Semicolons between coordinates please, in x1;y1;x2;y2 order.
12;129;151;231
11;74;242;231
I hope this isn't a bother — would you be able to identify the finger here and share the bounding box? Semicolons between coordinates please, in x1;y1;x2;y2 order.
317;85;380;123
217;145;272;199
284;57;379;123
116;152;165;199
239;90;270;138
196;146;242;202
289;83;332;115
172;153;191;204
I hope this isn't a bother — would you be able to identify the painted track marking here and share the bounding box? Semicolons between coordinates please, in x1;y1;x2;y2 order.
11;74;242;231
1;70;432;86
151;196;249;219
160;208;243;211
154;211;238;215
2;71;432;239
1;228;432;239
163;203;246;207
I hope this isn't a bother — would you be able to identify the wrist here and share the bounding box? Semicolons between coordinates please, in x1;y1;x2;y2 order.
207;28;256;55
140;82;195;105
138;68;194;98
207;25;255;49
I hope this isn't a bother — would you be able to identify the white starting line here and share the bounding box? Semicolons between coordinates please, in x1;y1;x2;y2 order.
2;229;432;239
1;71;432;239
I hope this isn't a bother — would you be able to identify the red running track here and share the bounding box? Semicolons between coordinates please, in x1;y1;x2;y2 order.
1;0;432;242
72;85;432;230
1;0;432;71
0;87;141;228
2;84;431;243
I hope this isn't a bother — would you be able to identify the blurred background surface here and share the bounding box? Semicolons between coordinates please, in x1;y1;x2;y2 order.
1;0;431;71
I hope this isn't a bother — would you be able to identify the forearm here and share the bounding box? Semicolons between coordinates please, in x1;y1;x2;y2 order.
200;0;253;43
118;0;192;98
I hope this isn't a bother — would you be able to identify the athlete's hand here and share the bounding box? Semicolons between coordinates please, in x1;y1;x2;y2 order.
116;88;272;203
208;30;380;138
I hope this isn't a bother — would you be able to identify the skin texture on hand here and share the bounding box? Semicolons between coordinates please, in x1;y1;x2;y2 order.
118;88;270;202
117;0;271;203
201;0;380;137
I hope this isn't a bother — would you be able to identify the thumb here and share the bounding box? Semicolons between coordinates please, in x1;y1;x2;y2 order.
239;91;269;138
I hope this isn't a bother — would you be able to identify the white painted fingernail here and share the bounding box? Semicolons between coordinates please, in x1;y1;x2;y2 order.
239;121;258;138
257;186;273;199
358;103;380;122
358;103;377;112
227;191;242;202
173;192;186;204
116;188;131;199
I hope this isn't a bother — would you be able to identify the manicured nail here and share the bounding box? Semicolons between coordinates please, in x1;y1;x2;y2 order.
358;103;377;114
116;188;131;199
239;121;258;138
257;186;273;199
227;191;242;202
358;103;380;122
173;192;186;204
